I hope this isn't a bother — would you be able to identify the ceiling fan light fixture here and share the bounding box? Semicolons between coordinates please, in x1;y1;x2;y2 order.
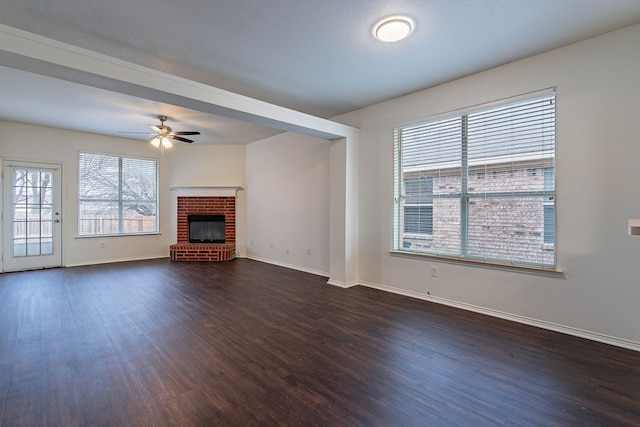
161;137;173;148
373;16;414;43
128;115;200;150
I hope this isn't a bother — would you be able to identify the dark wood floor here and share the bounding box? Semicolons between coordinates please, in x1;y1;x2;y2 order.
1;259;639;426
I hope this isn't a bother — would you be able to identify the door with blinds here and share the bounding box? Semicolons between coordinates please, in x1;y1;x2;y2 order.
2;161;62;272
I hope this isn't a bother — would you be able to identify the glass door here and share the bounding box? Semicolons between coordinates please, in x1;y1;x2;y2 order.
2;161;62;271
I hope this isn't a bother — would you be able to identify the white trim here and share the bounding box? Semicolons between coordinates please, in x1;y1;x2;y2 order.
326;279;359;288
169;186;242;197
358;279;640;353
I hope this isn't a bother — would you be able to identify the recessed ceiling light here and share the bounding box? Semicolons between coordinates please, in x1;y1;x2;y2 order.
373;16;414;43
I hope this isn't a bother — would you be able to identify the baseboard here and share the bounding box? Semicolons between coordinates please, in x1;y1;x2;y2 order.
359;280;640;353
244;255;329;278
244;255;355;287
64;255;168;268
326;279;359;288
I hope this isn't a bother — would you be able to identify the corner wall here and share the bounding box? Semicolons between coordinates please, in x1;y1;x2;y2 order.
245;132;330;276
340;23;640;348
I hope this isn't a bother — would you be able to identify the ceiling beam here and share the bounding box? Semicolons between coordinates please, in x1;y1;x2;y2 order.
0;24;358;141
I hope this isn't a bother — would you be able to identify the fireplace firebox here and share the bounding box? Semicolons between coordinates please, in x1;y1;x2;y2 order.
188;214;225;243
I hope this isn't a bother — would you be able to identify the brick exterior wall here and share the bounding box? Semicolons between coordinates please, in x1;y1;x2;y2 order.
402;166;554;265
170;196;236;261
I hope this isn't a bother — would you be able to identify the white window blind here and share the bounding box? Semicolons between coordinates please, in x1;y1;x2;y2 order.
393;89;556;269
78;152;158;236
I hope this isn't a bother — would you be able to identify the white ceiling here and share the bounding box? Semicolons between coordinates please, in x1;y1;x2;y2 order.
1;0;640;145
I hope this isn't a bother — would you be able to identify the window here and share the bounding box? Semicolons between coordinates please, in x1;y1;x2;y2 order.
78;152;158;236
404;175;434;235
543;167;555;245
393;89;556;269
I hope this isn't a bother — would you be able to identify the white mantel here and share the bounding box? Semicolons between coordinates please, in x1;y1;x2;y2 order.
169;186;242;197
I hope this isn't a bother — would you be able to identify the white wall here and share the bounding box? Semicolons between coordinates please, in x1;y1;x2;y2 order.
167;143;247;256
245;132;330;276
0;121;247;267
0;121;172;267
338;23;640;348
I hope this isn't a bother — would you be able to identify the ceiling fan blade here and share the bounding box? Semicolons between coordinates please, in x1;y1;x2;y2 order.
150;125;161;132
171;135;194;143
173;131;200;135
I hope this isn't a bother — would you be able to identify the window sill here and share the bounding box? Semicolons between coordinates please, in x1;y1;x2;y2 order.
75;232;161;239
390;250;564;278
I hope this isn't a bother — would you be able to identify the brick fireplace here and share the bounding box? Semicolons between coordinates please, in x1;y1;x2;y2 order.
170;190;237;261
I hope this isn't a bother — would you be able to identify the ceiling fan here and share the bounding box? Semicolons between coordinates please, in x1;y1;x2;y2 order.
121;115;200;149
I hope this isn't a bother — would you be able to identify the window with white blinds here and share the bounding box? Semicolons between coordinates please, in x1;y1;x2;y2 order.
78;152;158;236
393;89;556;269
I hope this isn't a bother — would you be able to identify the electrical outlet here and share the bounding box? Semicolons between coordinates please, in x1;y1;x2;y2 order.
100;242;105;249
430;266;438;277
286;249;290;255
307;249;312;256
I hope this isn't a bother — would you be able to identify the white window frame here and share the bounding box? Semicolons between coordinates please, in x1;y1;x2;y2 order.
393;88;557;270
78;152;159;237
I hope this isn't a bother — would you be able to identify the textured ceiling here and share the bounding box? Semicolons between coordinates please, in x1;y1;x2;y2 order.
1;0;640;144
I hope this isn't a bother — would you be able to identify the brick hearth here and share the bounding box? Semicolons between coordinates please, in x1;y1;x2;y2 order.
170;196;236;262
169;242;236;261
